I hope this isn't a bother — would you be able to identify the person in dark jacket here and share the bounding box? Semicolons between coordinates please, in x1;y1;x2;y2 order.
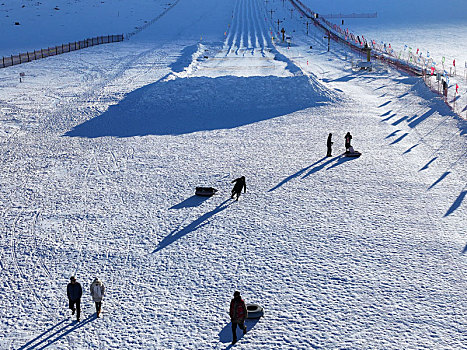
67;276;82;322
344;132;352;153
326;133;333;157
229;291;248;344
231;176;246;201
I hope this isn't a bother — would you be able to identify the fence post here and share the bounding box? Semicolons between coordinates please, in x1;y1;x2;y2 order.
2;56;4;68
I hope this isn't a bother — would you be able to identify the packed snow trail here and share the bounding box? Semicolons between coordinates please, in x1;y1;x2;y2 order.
0;0;465;349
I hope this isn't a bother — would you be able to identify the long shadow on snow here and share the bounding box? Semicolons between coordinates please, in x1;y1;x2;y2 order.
64;75;329;138
19;315;97;349
268;157;327;192
428;171;450;190
219;319;260;346
301;154;355;178
445;189;466;217
169;195;210;209
153;199;233;252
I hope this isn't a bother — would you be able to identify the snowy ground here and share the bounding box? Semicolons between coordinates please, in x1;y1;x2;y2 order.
0;0;466;349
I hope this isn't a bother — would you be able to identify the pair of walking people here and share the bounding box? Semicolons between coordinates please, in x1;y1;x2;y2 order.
327;132;353;157
67;276;105;321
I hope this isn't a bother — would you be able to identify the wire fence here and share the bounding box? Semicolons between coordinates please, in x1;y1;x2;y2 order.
126;0;180;39
0;34;124;69
288;0;466;119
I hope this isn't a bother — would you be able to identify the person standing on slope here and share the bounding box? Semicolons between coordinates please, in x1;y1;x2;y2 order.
326;133;333;157
344;132;353;153
230;291;248;344
67;276;82;322
90;277;105;317
231;176;246;201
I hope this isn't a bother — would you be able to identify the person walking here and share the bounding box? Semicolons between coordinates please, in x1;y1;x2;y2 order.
442;79;448;101
326;133;333;157
231;176;246;201
344;132;353;153
90;277;105;317
229;291;248;345
67;276;82;322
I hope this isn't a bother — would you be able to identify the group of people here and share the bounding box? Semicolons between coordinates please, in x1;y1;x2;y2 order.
69;275;245;345
66;136;355;337
327;131;354;157
67;276;105;322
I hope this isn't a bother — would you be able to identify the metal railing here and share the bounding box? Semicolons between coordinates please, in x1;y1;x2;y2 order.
288;0;466;118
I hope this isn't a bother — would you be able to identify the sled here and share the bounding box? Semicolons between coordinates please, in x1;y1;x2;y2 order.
195;187;217;197
246;303;264;319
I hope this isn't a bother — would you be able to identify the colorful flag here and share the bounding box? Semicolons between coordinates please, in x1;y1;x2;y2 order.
456;84;459;93
453;59;456;67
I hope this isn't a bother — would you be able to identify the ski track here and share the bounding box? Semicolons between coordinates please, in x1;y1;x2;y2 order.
0;0;465;349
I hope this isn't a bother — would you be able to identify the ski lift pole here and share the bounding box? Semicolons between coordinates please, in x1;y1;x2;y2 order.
276;19;283;33
324;31;330;52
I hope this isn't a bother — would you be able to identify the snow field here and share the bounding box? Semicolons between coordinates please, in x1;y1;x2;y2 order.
0;0;465;349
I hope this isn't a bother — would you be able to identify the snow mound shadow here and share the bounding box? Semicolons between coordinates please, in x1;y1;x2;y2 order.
64;75;333;137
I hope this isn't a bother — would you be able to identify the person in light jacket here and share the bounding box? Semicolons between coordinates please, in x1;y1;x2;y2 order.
90;277;105;317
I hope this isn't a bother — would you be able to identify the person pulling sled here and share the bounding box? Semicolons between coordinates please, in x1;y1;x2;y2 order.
230;291;248;344
231;176;246;201
343;132;361;157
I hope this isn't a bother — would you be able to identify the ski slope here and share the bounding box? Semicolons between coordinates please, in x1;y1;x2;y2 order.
0;0;466;349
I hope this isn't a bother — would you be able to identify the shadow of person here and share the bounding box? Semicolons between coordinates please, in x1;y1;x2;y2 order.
169;195;211;209
18;319;69;350
20;314;97;349
218;318;260;347
153;199;232;253
444;189;466;217
268;157;328;192
326;154;359;170
302;154;344;178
